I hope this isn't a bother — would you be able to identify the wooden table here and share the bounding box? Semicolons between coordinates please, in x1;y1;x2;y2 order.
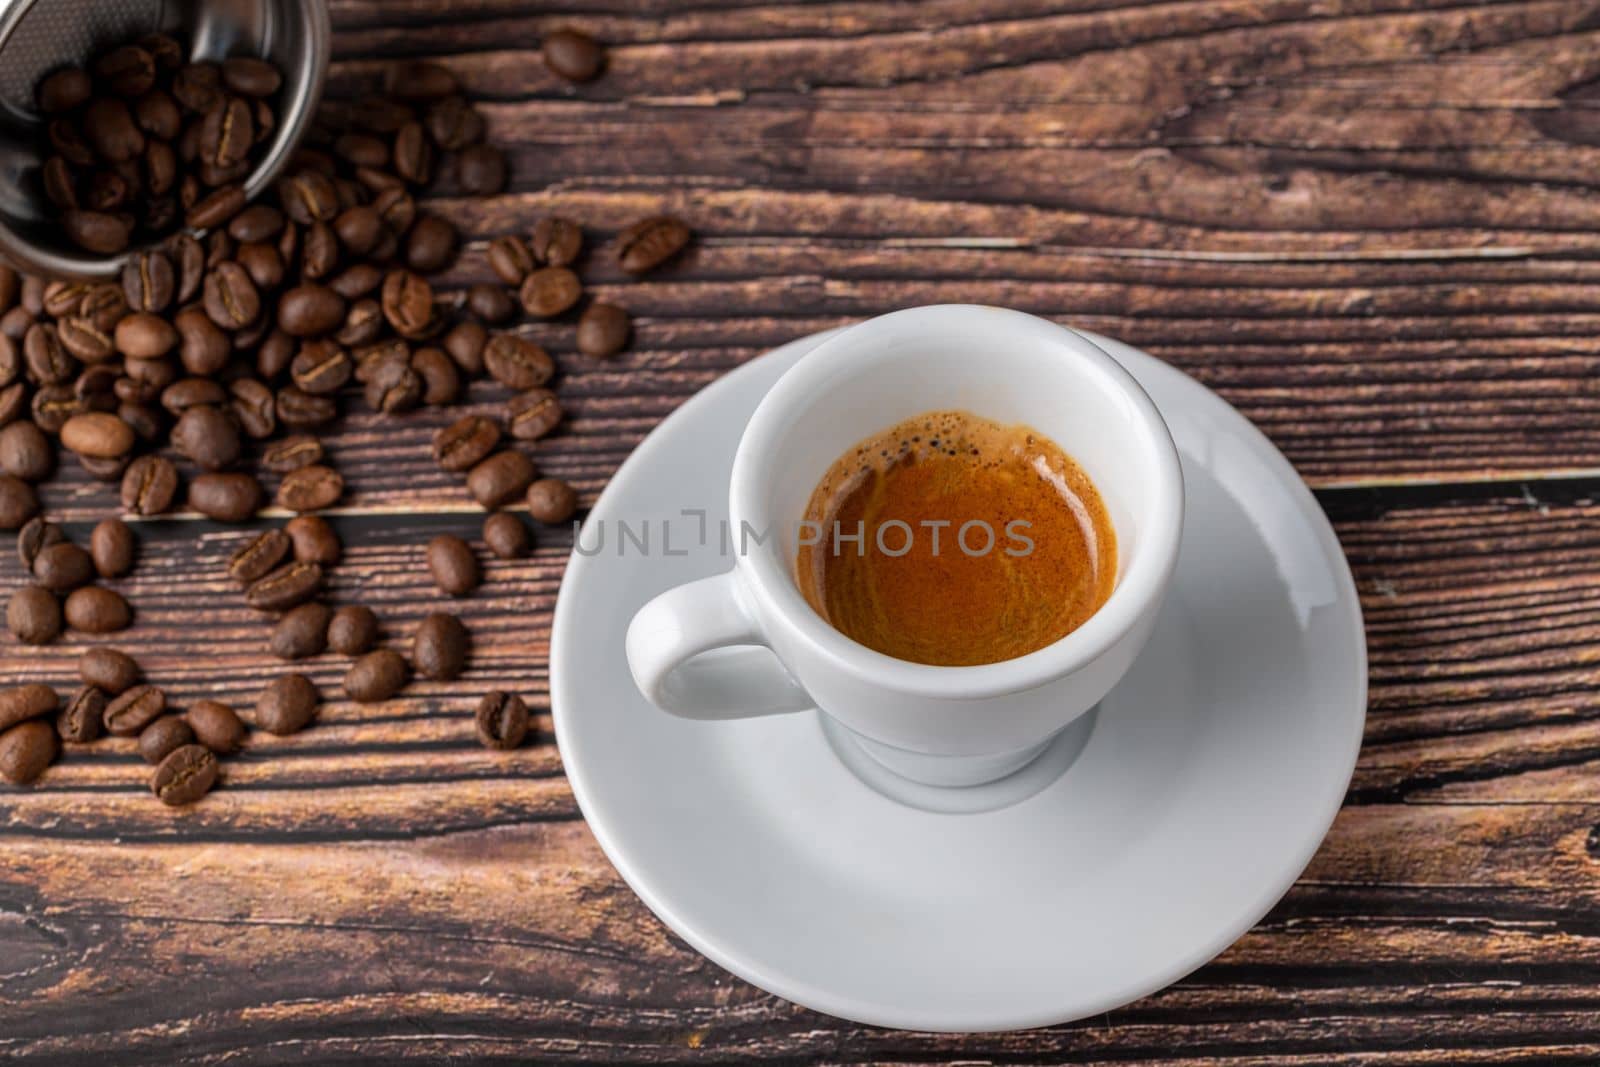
5;1;1600;1062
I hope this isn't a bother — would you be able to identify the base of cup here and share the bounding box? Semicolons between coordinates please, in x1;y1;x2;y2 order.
819;709;1098;814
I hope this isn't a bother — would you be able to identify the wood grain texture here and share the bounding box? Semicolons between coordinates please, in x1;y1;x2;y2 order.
6;0;1600;1063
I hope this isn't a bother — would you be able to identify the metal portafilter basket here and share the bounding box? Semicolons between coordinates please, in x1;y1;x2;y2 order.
0;0;329;280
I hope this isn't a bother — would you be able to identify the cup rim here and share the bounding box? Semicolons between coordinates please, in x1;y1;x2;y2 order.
729;304;1185;701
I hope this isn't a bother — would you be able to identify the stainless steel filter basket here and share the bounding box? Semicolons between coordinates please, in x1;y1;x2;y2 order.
0;0;329;279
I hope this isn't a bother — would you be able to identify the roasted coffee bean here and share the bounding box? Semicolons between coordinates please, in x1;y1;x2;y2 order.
332;205;382;259
24;323;74;384
58;316;115;363
0;474;40;528
285;514;340;565
526;477;578;524
289;339;352;394
372;186;415;236
75;363;119;402
38;67;92;113
475;691;529;750
83;97;144;161
508;388;563;441
364;354;423;413
327;605;377;655
228;204;285;244
30;386;82;434
424;95;484;150
64;585;130;632
229;377;276;438
262;434;324;474
139;715;195;764
0;333;17;387
276;387;336;429
457;143;506;195
237;241;285;290
277;464;343;512
0;311;33;346
0;421;52;480
441;319;486;376
42;281;89;319
152;743;217;806
0;721;58;785
434;414;500;472
335;132;388;168
42;156;78;209
172;404;241;470
134;89;181;140
380;270;434;339
271;601;331;660
392;121;433;184
336;299;384;347
57;685;106;743
175;305;229;374
543;28;604;83
222;56;281;97
96;45;157;96
256;328;295;379
33;541;94;591
277;284;346;337
187;471;261;521
83;169;131;212
203;261;260;329
411;346;459;405
77;452;130;482
426;533;480;595
301;221;339;279
4;585;58;643
114;312;177;359
483;334;553;390
254;674;319;735
387;61;459;101
90;517;136;577
60;412;134;458
413;612;468;680
245;560;322;611
405;214;456;272
145;141;178;197
617;215;691;274
186;182;248;230
518;266;581;319
200;95;254;169
577;302;631;358
80;647;140;694
345;649;408;703
104;684;166;736
467;450;535;510
483;512;530;559
531;216;583;267
168;233;205;302
186;699;246;752
228;529;290;585
16;517;63;569
330;262;383;300
121;454;178;515
467;282;515;323
0;684;57;731
488;236;534;285
280;169;338;225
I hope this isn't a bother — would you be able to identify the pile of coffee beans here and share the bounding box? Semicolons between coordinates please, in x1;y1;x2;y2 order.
2;38;695;802
38;33;283;254
0;649;245;805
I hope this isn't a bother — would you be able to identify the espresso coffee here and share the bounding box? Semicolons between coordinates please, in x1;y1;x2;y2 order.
796;410;1116;667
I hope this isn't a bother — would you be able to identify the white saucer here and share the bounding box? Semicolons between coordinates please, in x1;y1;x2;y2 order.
550;327;1366;1032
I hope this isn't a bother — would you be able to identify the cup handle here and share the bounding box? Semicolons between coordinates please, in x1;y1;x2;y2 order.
625;570;815;720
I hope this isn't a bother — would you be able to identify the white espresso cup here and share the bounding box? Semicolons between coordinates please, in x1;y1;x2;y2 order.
625;305;1184;788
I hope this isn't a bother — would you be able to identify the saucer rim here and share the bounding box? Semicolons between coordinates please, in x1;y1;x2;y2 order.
551;326;1367;1032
